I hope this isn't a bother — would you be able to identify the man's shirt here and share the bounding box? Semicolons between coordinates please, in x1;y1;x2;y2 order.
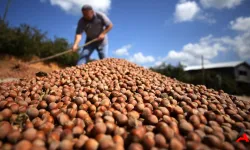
76;11;112;48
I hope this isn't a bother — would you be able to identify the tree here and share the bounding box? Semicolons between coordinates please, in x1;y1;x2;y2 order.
150;62;189;82
0;20;78;67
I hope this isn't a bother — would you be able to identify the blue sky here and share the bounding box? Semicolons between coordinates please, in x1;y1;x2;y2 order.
1;0;250;67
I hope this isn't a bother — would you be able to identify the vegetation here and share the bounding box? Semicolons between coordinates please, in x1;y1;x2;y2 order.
150;62;250;96
0;18;78;67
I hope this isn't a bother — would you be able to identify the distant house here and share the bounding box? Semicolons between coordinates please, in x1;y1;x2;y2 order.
184;61;250;84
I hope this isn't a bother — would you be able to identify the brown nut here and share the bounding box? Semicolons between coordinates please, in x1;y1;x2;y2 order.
179;120;194;135
92;122;107;135
7;129;21;143
221;142;235;150
23;128;37;141
131;126;146;142
187;132;201;142
59;139;73;150
0;121;12;139
189;115;200;129
128;143;143;150
116;114;128;125
155;134;167;148
146;115;158;125
202;135;221;148
14;140;32;150
84;138;99;150
170;138;183;150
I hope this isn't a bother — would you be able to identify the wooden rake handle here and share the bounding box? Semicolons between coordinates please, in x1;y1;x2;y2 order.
28;38;99;64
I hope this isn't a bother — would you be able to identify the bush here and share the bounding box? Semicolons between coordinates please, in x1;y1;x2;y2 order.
150;62;190;82
0;18;78;67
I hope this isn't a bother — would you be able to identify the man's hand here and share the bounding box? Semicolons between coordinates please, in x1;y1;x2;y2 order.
72;44;78;52
97;33;106;41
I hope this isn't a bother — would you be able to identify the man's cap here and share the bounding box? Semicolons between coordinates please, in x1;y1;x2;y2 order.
81;4;93;11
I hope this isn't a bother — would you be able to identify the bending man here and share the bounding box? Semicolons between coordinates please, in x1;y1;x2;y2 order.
72;5;113;65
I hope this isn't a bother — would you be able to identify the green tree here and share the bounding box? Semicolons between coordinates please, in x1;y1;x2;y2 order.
0;19;78;67
150;62;189;82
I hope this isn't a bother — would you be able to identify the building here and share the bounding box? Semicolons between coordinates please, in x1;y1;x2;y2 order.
184;61;250;84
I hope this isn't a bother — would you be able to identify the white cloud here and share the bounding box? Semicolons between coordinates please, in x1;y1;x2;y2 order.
113;45;155;65
200;0;243;9
158;16;250;67
173;0;244;24
154;61;164;67
160;35;222;66
233;32;250;59
113;45;131;56
230;16;250;32
157;27;250;66
224;16;250;59
165;50;212;66
220;32;250;59
174;1;201;22
181;35;227;59
129;52;155;64
43;0;111;14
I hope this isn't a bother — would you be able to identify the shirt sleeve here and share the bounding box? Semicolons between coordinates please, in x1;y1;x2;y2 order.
98;12;112;27
76;19;84;35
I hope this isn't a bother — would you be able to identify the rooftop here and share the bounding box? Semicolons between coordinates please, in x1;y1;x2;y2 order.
184;61;245;71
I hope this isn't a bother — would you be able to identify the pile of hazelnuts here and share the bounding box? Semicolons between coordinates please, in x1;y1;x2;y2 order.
0;58;250;150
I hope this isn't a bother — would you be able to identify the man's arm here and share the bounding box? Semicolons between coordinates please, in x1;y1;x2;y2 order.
102;23;113;35
72;34;82;52
97;12;113;41
98;24;113;41
72;19;84;52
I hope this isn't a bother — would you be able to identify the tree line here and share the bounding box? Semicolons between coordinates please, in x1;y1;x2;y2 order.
0;18;79;66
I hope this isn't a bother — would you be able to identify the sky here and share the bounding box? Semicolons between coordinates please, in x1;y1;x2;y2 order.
1;0;250;67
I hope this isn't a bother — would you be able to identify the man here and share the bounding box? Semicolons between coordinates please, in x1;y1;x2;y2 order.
72;4;113;65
